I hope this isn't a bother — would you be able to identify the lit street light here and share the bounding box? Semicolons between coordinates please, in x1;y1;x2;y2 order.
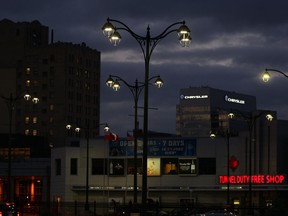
262;68;288;82
102;18;191;213
66;123;109;211
106;75;163;203
228;110;273;215
0;92;39;202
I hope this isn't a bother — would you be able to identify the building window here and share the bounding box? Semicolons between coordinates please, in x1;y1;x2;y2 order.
32;130;37;136
50;79;54;87
25;117;30;124
178;158;197;175
198;158;216;175
26;67;31;75
49;129;54;136
70;158;78;175
42;58;48;64
49;104;54;111
92;158;106;175
32;117;37;124
162;158;178;175
50;67;55;75
127;158;142;175
56;159;61;175
33;80;39;87
26;80;31;87
24;129;29;135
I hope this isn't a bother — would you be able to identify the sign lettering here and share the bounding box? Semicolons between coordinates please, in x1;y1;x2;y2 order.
219;175;286;184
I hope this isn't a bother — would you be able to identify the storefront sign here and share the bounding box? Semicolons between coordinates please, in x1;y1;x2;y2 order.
219;175;286;184
110;138;196;157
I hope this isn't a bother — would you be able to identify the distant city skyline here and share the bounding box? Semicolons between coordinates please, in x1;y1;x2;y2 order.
1;0;288;136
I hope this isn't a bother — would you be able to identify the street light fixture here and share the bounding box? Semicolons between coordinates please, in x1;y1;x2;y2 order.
106;75;163;203
102;18;191;212
210;129;231;207
262;68;288;82
228;110;273;215
0;92;39;202
66;123;109;211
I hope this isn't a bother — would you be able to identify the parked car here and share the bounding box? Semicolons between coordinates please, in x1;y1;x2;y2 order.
0;202;19;216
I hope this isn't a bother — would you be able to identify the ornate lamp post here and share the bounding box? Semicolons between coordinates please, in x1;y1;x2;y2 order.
66;123;109;211
0;92;39;202
102;18;191;212
106;75;163;203
228;110;273;215
210;129;231;206
262;68;288;82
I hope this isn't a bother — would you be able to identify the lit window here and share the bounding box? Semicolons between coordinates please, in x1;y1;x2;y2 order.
33;117;37;124
25;129;29;135
26;67;31;75
32;130;37;136
25;117;30;124
26;80;31;87
49;104;54;111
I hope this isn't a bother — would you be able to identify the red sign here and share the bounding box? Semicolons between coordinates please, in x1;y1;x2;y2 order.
219;175;286;184
229;156;239;170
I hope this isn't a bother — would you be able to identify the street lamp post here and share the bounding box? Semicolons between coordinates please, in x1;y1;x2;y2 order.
210;128;231;206
262;68;288;82
228;111;273;215
66;123;109;211
102;18;191;213
0;92;39;202
106;75;163;204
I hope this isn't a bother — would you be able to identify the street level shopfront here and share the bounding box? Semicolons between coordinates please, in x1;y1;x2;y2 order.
51;133;287;215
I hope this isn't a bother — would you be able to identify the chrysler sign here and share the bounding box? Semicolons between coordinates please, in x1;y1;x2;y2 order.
225;95;245;104
180;94;208;100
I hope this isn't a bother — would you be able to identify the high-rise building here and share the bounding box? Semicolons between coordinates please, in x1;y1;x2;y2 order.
0;19;101;147
176;86;257;137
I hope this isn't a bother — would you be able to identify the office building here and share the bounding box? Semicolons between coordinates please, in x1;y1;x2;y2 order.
176;86;257;137
0;19;101;210
0;19;101;147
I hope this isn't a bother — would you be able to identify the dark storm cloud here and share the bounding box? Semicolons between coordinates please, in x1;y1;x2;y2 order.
1;0;288;135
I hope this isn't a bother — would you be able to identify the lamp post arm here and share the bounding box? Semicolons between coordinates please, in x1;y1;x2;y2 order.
107;18;148;58
266;68;288;79
109;75;145;102
148;75;161;82
151;21;185;40
107;18;187;63
109;75;144;89
107;18;146;41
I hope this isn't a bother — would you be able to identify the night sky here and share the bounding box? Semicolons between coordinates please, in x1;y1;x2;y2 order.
2;0;288;136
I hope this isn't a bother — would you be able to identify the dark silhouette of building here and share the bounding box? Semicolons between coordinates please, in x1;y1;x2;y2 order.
0;19;101;147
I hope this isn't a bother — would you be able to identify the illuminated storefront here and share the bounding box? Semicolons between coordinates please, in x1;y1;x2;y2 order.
0;134;51;213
